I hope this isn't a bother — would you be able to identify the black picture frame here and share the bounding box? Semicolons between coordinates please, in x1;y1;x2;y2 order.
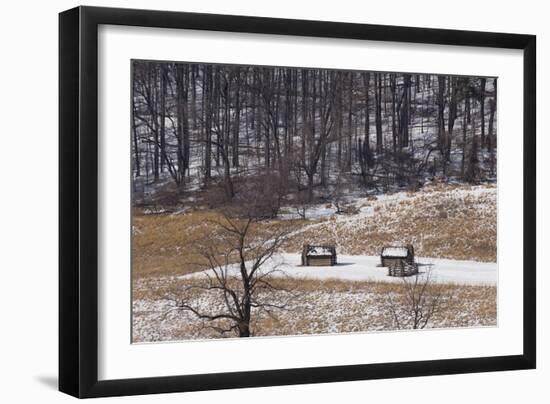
59;5;536;398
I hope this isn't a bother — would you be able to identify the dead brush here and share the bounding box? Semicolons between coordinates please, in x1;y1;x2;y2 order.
282;184;496;261
132;275;497;341
133;184;496;282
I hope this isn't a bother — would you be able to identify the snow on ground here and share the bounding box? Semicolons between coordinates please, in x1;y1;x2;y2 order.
281;184;497;262
182;253;497;286
279;204;338;220
132;183;497;341
381;246;409;257
133;252;497;342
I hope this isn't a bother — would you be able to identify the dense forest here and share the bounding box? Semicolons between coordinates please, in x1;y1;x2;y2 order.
131;61;497;213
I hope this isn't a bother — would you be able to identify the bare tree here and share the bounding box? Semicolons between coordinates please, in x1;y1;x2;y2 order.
479;77;487;148
487;91;497;176
437;75;447;174
385;268;447;330
374;72;383;154
132;61;497;205
464;114;480;184
234;170;288;219
175;63;190;179
172;212;292;337
331;171;353;214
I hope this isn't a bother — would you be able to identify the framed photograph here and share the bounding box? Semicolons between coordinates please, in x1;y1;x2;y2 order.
59;6;536;398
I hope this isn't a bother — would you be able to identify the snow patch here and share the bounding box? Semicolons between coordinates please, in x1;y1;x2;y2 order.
182;253;497;286
381;247;409;257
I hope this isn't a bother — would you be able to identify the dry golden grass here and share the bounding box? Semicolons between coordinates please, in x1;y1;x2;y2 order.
132;275;497;341
284;184;496;262
132;209;217;279
132;208;304;280
132;183;497;341
132;184;496;282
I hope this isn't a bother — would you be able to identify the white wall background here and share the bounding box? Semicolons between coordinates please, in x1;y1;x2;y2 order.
0;0;546;403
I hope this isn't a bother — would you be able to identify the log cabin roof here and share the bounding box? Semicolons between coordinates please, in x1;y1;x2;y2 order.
303;245;336;256
381;246;410;258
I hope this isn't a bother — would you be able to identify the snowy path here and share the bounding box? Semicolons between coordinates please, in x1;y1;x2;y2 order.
182;253;497;286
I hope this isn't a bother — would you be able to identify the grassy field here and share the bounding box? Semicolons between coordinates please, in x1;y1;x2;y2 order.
133;276;496;342
288;183;496;262
132;183;496;280
131;183;497;341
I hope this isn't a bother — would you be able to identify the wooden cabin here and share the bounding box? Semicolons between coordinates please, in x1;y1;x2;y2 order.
301;244;337;266
380;244;415;270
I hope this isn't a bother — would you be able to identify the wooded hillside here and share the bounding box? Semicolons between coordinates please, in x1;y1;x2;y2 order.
132;61;497;209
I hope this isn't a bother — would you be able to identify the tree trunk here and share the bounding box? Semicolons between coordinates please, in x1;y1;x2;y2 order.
362;72;371;167
176;64;190;181
232;69;241;168
437;75;446;172
346;73;354;171
159;65;167;174
131;83;141;178
401;74;411;147
390;74;397;153
375;73;383;154
480;77;486;148
204;66;212;185
461;97;468;177
446;76;458;161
